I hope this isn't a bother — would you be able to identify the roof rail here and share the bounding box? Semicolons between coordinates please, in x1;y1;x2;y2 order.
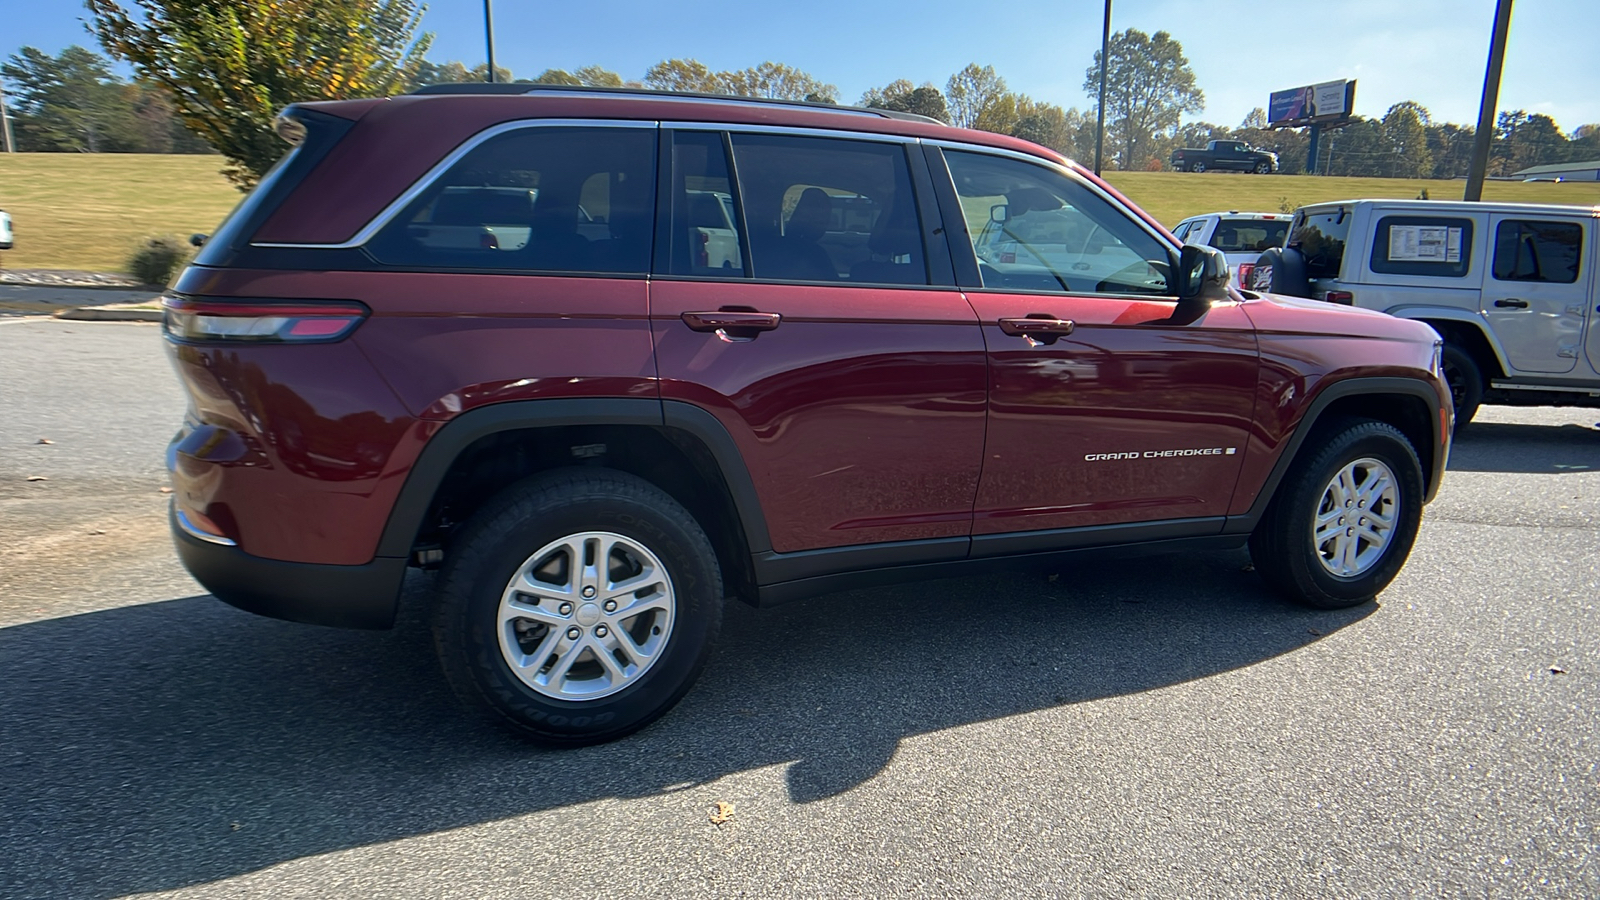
408;83;946;126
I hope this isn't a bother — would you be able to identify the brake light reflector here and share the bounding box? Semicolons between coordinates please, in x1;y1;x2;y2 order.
1236;263;1255;286
1325;291;1354;305
162;296;369;343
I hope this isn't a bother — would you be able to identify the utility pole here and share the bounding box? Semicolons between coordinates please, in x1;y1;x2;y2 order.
0;79;15;153
484;0;498;84
1464;0;1513;201
1093;0;1110;175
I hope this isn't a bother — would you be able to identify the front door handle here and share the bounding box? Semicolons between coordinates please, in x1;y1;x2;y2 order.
998;315;1075;345
682;310;782;342
1494;298;1529;309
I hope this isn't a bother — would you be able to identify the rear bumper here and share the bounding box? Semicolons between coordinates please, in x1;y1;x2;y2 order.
170;505;408;629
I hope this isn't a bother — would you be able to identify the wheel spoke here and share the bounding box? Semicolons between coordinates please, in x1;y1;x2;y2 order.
511;625;563;673
502;594;568;627
542;635;586;687
591;636;630;682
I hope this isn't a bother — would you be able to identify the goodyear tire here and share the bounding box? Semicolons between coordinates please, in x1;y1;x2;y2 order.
433;468;723;745
1249;419;1424;609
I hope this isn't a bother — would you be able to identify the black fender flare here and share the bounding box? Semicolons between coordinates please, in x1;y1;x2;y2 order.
1223;376;1446;535
375;398;772;559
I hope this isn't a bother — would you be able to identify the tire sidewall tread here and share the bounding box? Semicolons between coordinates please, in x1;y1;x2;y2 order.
1251;419;1425;609
433;468;723;746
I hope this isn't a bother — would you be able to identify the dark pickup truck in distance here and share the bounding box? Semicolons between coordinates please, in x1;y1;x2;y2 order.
1171;140;1278;174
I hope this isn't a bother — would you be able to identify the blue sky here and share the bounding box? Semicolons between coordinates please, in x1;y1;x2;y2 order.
4;0;1597;131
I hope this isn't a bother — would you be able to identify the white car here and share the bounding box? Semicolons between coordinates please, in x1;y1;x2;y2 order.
1171;211;1291;289
0;208;12;251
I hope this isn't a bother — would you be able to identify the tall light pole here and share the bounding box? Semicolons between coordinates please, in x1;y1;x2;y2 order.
484;0;498;83
1464;0;1513;201
0;79;15;153
1093;0;1111;175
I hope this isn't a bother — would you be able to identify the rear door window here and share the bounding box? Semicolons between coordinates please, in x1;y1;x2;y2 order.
944;149;1172;296
727;134;928;285
664;130;746;277
368;126;656;274
1493;220;1582;283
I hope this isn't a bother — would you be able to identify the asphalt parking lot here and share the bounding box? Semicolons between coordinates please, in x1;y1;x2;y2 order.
1;317;1595;899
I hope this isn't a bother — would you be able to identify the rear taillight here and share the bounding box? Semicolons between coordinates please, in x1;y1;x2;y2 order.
1325;290;1354;305
1236;263;1255;286
162;296;369;343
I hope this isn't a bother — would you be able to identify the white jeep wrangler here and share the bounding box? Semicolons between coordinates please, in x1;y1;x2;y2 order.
1249;199;1600;427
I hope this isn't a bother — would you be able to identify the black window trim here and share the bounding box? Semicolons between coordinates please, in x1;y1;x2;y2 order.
1367;214;1476;279
1490;216;1585;285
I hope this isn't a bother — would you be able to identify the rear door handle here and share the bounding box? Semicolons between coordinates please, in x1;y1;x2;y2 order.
998;315;1075;345
682;310;782;342
1494;298;1529;309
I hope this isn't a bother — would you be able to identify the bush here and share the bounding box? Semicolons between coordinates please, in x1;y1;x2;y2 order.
127;235;191;286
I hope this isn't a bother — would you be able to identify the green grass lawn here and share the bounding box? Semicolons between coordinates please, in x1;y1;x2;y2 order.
1102;171;1600;228
0;154;241;273
1;152;1597;274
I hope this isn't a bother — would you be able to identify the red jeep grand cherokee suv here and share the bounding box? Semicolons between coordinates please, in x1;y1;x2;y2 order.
165;85;1450;745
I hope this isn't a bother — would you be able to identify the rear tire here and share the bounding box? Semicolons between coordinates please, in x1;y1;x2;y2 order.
1440;343;1483;430
1250;419;1424;609
1253;246;1311;297
1190;161;1207;173
433;468;723;746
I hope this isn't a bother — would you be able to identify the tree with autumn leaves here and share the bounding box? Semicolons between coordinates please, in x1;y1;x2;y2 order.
86;0;432;187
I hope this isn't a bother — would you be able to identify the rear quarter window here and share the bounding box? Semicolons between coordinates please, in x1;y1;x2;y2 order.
1368;216;1474;278
366;126;656;274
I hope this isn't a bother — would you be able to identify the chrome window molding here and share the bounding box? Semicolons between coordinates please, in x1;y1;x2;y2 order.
250;118;659;250
662;121;919;144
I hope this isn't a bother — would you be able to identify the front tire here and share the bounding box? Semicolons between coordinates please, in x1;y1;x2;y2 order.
1250;419;1424;609
433;469;723;746
1254;161;1271;174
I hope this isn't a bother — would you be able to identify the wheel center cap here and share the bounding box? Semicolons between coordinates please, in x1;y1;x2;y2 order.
575;602;602;627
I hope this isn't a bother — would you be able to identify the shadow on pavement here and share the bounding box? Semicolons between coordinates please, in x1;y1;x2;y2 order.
0;550;1371;898
1446;420;1600;474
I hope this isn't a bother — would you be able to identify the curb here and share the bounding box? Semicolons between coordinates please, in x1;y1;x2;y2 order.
55;306;163;322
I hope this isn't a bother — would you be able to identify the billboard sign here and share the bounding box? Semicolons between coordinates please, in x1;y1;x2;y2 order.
1268;79;1357;127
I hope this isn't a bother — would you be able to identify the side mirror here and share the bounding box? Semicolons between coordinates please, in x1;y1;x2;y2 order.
1176;244;1230;302
189;233;208;248
1168;244;1231;325
989;204;1008;224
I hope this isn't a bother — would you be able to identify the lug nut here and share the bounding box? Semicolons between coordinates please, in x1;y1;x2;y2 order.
603;600;617;613
595;625;609;638
558;602;573;616
566;627;580;640
582;586;597;598
1338;517;1345;525
1346;528;1354;537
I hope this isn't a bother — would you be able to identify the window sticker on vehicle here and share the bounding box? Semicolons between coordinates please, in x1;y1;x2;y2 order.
1388;225;1461;263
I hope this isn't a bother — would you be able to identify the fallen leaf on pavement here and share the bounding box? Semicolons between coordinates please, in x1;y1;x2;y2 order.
26;475;47;482
709;801;735;825
36;438;53;444
158;486;174;494
1549;666;1567;675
